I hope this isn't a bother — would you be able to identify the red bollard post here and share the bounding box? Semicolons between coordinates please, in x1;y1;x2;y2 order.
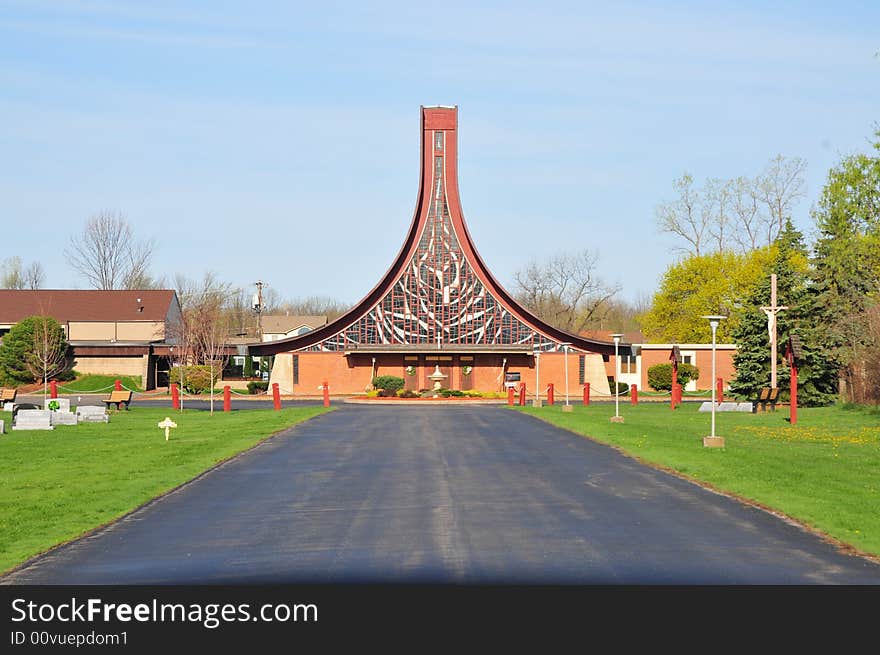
171;383;180;410
272;382;281;411
547;383;554;406
322;381;330;408
670;383;677;410
518;382;526;406
114;379;122;391
790;364;798;425
50;380;58;399
223;385;231;412
631;383;638;405
583;382;590;405
716;377;724;404
507;386;515;406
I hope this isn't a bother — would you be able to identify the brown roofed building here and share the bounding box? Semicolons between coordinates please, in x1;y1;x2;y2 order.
0;289;182;390
260;315;328;342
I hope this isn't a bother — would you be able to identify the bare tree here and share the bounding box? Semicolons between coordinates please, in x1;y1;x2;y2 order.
514;249;619;333
66;211;157;289
23;261;45;289
277;295;350;321
705;178;733;252
1;257;24;289
656;173;710;256
1;257;46;289
169;272;232;412
25;315;68;398
660;156;806;255
756;155;807;243
730;176;764;252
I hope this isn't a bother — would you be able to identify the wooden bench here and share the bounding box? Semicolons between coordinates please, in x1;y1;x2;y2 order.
0;388;17;405
753;387;780;412
103;390;132;411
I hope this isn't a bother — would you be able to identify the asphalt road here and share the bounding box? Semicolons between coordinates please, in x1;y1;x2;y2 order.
4;405;880;584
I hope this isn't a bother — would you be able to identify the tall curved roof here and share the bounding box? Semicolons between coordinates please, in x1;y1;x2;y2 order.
250;106;617;357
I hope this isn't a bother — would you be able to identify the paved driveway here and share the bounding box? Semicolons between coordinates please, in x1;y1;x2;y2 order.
4;406;880;584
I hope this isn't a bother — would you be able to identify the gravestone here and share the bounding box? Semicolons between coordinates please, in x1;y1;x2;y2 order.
0;419;4;434
699;401;755;413
76;406;109;423
44;398;71;413
13;409;54;430
50;411;78;426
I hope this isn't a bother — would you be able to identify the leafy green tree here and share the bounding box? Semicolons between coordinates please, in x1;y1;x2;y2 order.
640;248;773;343
810;129;880;402
0;316;68;386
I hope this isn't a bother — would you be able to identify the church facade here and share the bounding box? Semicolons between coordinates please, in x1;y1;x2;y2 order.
250;106;618;396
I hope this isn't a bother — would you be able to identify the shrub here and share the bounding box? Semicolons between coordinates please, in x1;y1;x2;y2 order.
612;381;629;395
372;375;405;397
647;363;700;391
55;368;77;382
439;389;465;397
170;365;214;394
396;389;418;398
247;381;269;394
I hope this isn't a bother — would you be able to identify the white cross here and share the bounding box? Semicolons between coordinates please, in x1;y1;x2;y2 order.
158;417;177;441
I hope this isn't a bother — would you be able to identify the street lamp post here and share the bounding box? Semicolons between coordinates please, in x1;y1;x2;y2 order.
701;316;726;448
533;346;542;408
610;334;624;423
561;342;572;413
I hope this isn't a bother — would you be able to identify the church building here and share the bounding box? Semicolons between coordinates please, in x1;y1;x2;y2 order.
250;106;619;396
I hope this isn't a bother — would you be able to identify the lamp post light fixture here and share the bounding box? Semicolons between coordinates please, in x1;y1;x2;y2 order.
533;345;542;408
561;342;573;412
701;316;726;448
610;334;624;423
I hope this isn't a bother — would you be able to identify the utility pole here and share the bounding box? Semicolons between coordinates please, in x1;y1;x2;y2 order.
254;280;264;341
761;273;787;389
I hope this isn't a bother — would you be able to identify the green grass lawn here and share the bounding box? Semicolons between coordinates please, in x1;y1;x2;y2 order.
0;405;331;573
56;374;145;393
515;402;880;557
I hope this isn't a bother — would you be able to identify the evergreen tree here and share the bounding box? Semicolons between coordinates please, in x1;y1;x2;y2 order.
243;355;254;378
730;221;837;405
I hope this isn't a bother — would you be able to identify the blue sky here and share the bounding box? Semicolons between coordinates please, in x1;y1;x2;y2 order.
1;1;877;305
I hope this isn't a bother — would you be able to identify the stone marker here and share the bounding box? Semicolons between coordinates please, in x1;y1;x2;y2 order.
0;419;4;434
76;405;109;423
50;411;78;426
698;402;713;412
736;402;753;412
13;409;54;431
718;402;740;412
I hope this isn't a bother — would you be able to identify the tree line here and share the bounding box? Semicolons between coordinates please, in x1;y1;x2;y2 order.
645;128;880;405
